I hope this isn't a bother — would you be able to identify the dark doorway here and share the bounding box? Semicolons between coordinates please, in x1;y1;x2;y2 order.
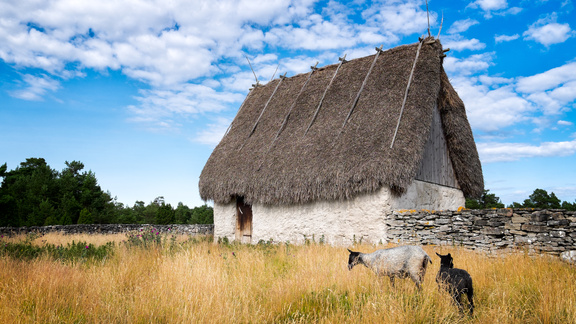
236;196;252;243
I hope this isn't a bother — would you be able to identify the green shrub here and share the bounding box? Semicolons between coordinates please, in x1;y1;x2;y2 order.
0;234;114;263
124;226;178;252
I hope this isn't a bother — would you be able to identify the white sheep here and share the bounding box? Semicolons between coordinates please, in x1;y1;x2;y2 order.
347;245;432;289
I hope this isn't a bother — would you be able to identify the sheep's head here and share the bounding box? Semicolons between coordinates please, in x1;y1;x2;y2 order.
347;249;361;270
436;252;454;268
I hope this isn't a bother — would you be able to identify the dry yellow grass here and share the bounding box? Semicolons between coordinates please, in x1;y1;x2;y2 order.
0;234;575;323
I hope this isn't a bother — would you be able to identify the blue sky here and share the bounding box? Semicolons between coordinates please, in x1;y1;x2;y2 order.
1;0;575;207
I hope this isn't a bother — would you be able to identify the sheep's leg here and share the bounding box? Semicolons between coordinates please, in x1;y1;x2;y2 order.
436;279;445;293
410;273;422;291
389;276;395;288
419;258;429;284
452;292;464;312
466;289;474;316
414;281;422;291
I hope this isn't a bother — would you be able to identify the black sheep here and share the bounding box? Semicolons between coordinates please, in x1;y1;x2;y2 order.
435;252;474;315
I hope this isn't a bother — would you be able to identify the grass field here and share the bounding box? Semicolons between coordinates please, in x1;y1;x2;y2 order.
0;231;575;323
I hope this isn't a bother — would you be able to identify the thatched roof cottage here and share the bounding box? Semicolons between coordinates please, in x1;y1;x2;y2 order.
200;37;483;245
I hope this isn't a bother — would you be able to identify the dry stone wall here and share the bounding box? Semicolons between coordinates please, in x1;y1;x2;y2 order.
0;224;214;237
388;208;576;255
1;209;575;258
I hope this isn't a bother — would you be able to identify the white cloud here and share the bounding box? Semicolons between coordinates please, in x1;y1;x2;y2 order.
478;75;514;86
470;0;508;11
221;70;264;92
446;58;576;133
517;62;576;93
477;139;576;162
448;19;479;34
495;34;520;43
363;1;431;36
358;29;388;44
0;0;297;86
443;36;486;51
0;0;434;113
468;0;508;17
444;53;534;133
280;55;332;76
549;80;576;103
443;53;493;76
454;76;534;132
218;53;335;92
8;0;573;146
265;17;357;50
494;7;523;16
253;53;278;64
9;74;60;101
195;117;232;147
561;0;573;9
523;14;574;46
344;46;378;61
127;84;244;130
115;32;219;86
525;81;576;115
264;0;411;51
515;62;576;114
558;120;574;126
507;7;523;15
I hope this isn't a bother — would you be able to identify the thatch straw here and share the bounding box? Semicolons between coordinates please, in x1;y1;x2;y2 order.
199;38;483;205
437;66;484;198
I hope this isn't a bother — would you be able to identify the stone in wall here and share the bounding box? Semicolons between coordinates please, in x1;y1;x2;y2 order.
561;250;576;264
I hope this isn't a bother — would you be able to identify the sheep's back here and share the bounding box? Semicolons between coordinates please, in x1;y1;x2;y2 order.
437;268;473;291
366;246;429;276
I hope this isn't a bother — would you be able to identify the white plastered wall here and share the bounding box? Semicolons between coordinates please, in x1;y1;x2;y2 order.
213;180;465;246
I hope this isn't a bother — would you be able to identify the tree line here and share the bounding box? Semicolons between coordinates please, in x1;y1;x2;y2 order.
0;158;213;227
466;189;576;210
2;158;574;227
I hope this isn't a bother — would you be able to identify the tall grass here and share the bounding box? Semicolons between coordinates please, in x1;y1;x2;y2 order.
0;233;574;323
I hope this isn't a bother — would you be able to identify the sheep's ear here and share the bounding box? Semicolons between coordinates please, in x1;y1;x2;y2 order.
447;253;451;257
348;249;353;253
436;252;441;257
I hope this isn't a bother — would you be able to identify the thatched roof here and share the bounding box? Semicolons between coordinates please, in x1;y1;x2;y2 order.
199;37;483;205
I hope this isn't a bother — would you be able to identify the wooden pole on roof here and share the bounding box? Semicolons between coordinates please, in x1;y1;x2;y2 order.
304;54;347;136
270;63;280;82
274;62;318;141
244;54;259;86
225;56;261;140
437;11;444;39
426;0;431;37
249;72;287;137
390;39;424;149
339;45;383;134
223;86;256;138
257;63;319;170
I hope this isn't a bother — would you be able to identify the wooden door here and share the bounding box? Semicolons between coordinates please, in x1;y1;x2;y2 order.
235;197;252;243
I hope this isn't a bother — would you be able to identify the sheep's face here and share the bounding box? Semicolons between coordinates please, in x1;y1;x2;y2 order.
347;249;361;270
436;252;454;268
